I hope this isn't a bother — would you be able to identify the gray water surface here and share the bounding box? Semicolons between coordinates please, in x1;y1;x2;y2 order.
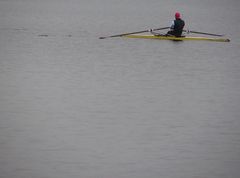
1;0;240;178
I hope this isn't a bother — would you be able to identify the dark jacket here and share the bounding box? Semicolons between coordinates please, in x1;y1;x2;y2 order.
168;18;185;37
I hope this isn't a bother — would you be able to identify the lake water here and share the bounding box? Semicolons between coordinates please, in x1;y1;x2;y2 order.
0;0;240;178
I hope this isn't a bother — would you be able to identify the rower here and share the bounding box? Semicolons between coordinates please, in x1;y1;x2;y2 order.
167;12;185;37
149;12;185;37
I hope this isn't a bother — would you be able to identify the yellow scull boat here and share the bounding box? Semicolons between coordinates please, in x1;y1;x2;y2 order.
124;34;230;42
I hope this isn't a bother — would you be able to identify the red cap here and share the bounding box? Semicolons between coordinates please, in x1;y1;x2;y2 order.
175;12;181;19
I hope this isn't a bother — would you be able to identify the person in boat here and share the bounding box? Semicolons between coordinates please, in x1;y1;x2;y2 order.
167;12;185;37
150;12;185;37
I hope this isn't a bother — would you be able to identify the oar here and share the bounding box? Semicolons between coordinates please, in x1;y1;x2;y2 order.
183;29;224;37
99;27;169;39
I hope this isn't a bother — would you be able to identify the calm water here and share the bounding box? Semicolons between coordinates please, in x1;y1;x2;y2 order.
1;0;240;178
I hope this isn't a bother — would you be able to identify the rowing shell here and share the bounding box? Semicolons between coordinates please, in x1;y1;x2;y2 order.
124;34;230;42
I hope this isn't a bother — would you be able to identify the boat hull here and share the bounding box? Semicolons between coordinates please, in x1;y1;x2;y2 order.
124;34;230;42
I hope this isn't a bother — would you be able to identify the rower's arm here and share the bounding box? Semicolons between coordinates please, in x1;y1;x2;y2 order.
170;21;174;29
